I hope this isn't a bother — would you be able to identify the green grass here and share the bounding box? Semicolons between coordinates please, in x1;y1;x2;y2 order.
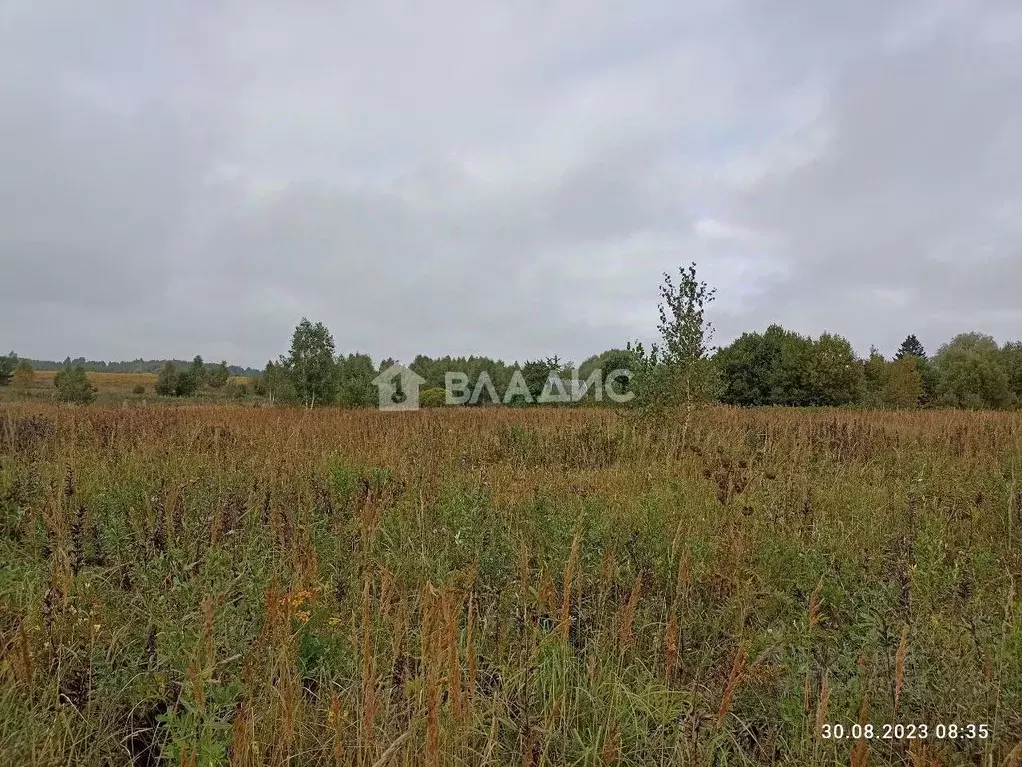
0;403;1020;765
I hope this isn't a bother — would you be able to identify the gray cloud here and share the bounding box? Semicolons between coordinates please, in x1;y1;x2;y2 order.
1;0;1020;366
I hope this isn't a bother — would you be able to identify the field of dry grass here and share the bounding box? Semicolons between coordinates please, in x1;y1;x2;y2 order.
1;403;1021;765
10;371;253;399
32;370;158;394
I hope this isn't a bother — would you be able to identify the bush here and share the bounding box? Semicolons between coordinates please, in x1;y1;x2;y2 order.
207;361;230;389
133;384;147;395
420;387;447;408
54;366;96;404
155;363;178;396
156;363;200;397
254;361;299;403
175;369;200;397
0;352;16;387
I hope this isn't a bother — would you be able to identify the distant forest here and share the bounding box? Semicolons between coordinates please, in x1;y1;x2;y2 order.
7;265;1021;411
25;358;262;378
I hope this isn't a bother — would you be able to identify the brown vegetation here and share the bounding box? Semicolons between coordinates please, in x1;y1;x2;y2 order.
0;403;1020;764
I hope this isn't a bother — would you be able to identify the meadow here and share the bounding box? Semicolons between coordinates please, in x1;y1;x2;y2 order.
0;372;255;407
1;400;1021;766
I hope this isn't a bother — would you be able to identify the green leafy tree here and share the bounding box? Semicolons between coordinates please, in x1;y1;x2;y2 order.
915;357;939;407
155;362;199;397
408;355;437;388
54;366;96;404
715;326;789;406
577;348;637;402
578;349;634;381
174;369;200;397
892;333;937;405
190;356;207;386
409;355;516;405
0;352;16;387
808;332;864;406
656;263;718;397
255;360;298;403
895;334;926;360
207;361;230;389
772;331;816;406
717;326;862;407
1001;341;1022;404
862;347;887;407
337;353;376;407
933;333;1013;409
282;319;339;406
881;356;923;409
633;264;719;427
521;359;556;403
155;363;178;396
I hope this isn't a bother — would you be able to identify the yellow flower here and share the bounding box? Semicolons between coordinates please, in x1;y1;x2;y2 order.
328;616;342;627
295;611;311;623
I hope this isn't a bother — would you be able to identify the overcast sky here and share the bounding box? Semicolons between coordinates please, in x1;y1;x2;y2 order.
2;1;1020;368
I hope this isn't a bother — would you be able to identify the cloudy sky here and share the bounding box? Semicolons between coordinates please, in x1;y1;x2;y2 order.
2;1;1020;368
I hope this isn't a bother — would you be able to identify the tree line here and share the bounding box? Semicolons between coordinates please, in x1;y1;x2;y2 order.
20;357;261;377
715;328;1021;410
3;264;1020;410
154;357;232;397
241;322;1022;413
0;354;237;403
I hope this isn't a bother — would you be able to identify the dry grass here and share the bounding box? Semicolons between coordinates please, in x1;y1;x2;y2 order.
33;370;157;392
0;403;1020;765
12;371;253;398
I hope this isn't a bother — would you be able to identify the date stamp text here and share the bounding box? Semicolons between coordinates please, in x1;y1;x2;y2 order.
821;723;990;740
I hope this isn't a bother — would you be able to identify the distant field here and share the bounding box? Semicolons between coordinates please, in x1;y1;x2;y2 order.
32;370;157;392
21;370;253;396
1;402;1020;764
